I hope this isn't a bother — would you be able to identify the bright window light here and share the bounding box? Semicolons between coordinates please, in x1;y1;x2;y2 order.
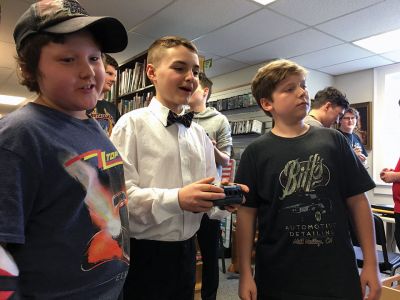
251;0;277;5
0;95;26;106
353;28;400;54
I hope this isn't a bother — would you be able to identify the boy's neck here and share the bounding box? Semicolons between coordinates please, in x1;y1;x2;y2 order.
308;109;322;122
157;98;184;114
271;121;310;138
189;103;207;113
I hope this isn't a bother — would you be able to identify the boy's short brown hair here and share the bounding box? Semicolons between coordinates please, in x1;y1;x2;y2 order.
251;59;307;117
198;72;213;101
147;36;198;67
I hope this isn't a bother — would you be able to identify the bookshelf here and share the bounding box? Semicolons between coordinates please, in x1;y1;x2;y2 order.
116;50;154;116
208;85;272;163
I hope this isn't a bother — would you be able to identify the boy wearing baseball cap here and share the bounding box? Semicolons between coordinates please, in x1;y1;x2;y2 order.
0;1;129;298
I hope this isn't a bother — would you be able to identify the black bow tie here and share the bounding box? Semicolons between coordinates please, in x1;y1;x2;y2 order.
166;110;194;128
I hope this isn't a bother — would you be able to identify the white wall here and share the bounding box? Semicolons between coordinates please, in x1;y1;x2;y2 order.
334;69;374;104
211;63;334;96
335;69;393;205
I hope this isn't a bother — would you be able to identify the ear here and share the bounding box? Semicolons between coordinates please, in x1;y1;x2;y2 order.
203;87;209;99
324;101;332;111
260;98;273;113
146;64;156;83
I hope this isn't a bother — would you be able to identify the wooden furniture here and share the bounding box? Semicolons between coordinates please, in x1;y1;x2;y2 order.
381;275;400;300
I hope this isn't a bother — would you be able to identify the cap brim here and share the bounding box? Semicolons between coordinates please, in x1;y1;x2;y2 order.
44;16;128;53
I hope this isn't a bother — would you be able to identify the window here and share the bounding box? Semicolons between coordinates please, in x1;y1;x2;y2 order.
373;63;400;193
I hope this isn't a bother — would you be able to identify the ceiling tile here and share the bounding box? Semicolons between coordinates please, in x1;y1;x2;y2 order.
316;0;400;41
229;28;343;65
204;58;249;78
79;0;174;32
112;33;154;65
195;8;305;56
318;56;393;75
380;50;400;62
269;0;383;26
133;0;260;40
292;44;374;69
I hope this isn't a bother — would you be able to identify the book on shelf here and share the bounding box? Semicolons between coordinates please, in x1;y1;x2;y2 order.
118;61;149;96
208;92;257;112
118;91;154;115
229;119;263;135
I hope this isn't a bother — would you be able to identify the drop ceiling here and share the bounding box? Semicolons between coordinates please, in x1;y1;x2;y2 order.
1;0;400;101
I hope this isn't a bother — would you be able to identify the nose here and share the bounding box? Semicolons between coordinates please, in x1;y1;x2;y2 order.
185;70;197;82
79;60;95;79
297;86;308;98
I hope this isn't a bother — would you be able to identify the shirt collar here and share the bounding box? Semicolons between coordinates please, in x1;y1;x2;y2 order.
148;98;188;127
148;97;170;127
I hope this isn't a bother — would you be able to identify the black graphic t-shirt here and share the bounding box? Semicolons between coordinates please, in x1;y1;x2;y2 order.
0;103;129;299
87;100;121;136
235;126;375;300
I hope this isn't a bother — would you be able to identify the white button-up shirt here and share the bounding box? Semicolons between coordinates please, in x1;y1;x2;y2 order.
111;98;226;241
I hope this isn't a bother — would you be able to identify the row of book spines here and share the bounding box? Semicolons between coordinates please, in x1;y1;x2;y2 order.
118;60;148;96
208;93;257;111
118;91;154;115
229;119;263;135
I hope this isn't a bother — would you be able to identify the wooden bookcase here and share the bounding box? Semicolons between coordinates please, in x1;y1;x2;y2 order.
116;50;155;116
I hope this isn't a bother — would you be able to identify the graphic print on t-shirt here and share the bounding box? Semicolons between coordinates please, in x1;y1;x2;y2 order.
89;108;114;136
278;153;336;247
62;150;130;271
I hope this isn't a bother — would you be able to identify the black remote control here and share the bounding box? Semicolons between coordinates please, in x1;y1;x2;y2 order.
213;185;243;208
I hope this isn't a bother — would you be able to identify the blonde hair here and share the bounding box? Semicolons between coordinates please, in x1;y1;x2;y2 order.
251;59;307;117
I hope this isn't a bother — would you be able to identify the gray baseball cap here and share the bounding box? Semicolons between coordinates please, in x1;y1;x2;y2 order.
14;0;128;53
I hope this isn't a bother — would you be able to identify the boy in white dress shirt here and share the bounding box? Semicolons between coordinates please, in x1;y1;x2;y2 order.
111;36;243;300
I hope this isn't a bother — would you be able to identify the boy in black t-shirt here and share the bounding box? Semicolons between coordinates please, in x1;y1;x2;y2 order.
0;1;129;298
87;54;121;136
235;59;381;300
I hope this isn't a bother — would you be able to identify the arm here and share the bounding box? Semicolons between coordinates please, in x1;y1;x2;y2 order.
380;169;400;183
346;193;381;300
213;144;230;167
110;117;226;225
0;244;19;298
213;116;232;167
237;206;257;300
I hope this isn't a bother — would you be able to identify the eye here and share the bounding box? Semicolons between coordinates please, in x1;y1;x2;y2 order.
61;57;74;63
173;66;184;72
91;56;101;62
193;70;200;77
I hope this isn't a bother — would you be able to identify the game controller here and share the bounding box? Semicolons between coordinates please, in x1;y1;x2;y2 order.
213;185;243;209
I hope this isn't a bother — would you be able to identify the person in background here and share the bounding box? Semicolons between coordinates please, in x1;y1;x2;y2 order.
338;107;368;165
380;100;400;252
110;36;246;300
0;0;129;299
188;72;232;300
87;53;121;136
380;161;400;251
304;86;349;128
235;59;380;300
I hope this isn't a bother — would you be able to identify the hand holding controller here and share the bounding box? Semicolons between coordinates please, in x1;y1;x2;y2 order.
212;185;244;209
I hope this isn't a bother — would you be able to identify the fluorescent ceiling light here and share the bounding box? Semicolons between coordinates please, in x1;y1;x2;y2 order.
251;0;277;5
353;28;400;54
0;95;26;106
